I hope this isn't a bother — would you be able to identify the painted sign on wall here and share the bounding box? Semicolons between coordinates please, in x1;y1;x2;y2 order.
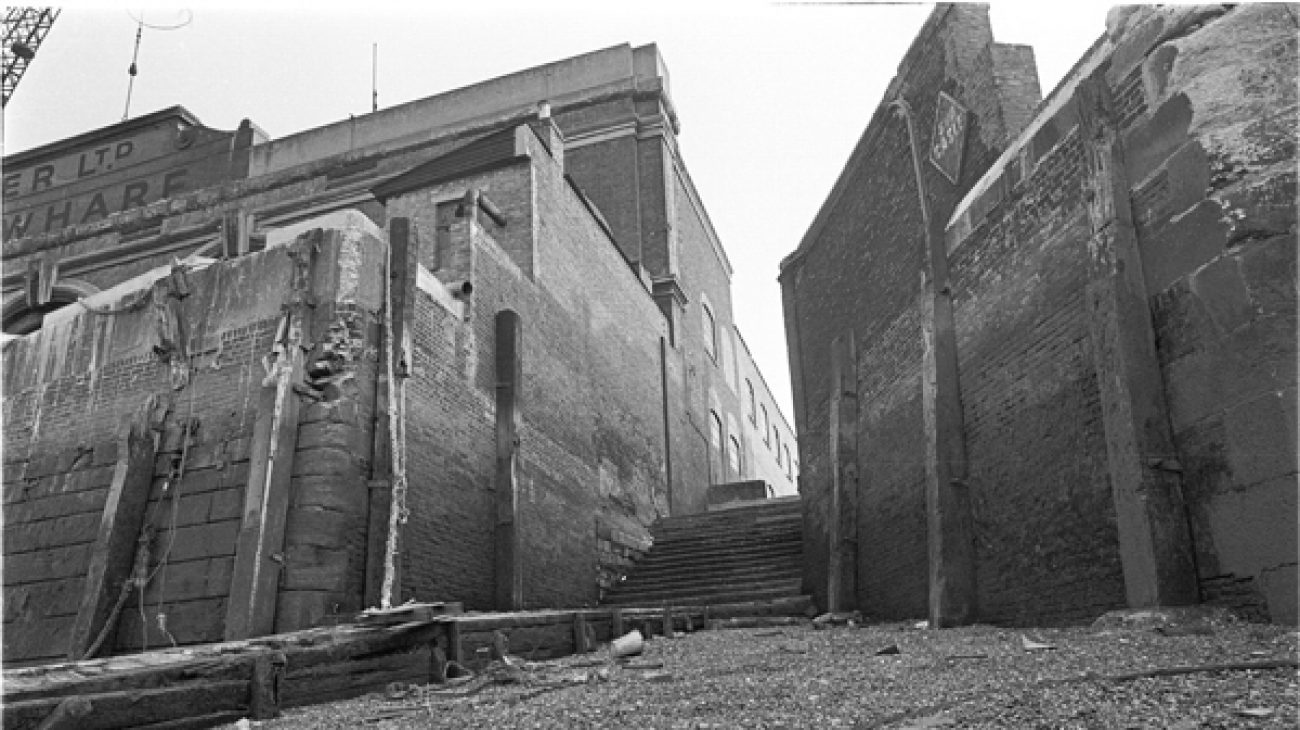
929;91;968;184
2;107;256;241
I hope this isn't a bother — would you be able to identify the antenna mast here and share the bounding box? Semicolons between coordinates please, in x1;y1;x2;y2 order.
371;42;378;113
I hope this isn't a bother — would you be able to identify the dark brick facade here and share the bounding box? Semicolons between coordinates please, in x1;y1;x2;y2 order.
784;4;1297;625
781;4;1032;620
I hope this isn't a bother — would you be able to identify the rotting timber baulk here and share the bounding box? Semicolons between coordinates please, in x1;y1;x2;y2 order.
1;600;774;729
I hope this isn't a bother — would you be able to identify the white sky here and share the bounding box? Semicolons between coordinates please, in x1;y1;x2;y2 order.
2;1;1110;423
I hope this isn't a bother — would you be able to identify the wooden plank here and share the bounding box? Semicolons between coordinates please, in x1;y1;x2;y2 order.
66;405;160;660
280;648;430;709
494;310;523;610
572;613;591;653
1077;73;1198;608
4;655;255;704
5;680;249;730
249;652;286;720
224;309;306;640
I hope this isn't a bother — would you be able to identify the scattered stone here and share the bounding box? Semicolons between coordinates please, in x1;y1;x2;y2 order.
1021;635;1057;651
874;644;901;656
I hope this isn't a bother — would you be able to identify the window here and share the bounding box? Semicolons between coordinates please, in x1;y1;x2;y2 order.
728;435;742;479
746;380;756;423
701;304;717;362
774;430;782;465
708;411;724;485
785;445;793;479
761;405;770;447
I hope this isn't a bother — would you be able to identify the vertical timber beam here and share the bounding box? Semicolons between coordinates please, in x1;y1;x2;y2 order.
67;399;163;659
891;97;977;627
366;217;417;608
1077;74;1198;608
826;333;859;612
225;233;317;640
494;310;523;610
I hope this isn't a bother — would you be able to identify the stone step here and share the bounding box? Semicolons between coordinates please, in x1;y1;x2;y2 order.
603;581;803;607
623;555;802;580
660;503;800;524
645;533;801;556
614;566;802;593
634;546;802;571
652;520;801;541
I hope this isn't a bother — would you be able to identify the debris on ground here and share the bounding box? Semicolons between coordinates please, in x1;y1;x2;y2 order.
238;617;1298;729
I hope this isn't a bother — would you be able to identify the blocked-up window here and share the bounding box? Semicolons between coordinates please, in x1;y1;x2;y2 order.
761;405;770;447
708;410;724;485
746;380;756;423
785;445;793;479
775;430;782;465
702;304;717;362
728;435;742;479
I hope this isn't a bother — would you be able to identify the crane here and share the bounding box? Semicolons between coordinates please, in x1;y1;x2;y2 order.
3;7;59;108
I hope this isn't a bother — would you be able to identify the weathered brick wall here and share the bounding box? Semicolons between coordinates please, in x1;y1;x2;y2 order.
3;222;390;662
939;5;1297;623
948;121;1126;625
389;133;669;610
3;442;117;662
781;4;1031;617
3;249;293;662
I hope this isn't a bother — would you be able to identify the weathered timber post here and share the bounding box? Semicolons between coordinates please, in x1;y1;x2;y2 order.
225;233;318;640
249;652;287;720
890;96;977;627
67;398;164;659
1077;73;1198;608
494;310;523;610
366;217;418;609
826;333;859;613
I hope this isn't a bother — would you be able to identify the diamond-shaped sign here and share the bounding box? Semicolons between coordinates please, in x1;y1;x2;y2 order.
929;91;968;184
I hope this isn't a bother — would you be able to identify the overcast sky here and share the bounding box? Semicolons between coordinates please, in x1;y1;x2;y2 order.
3;1;1109;422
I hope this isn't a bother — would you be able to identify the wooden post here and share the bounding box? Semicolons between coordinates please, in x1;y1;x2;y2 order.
67;400;162;659
826;333;859;613
494;310;523;610
249;652;286;720
1077;74;1198;607
225;235;317;640
446;621;463;669
572;613;590;654
611;609;624;638
368;217;419;609
891;97;977;628
662;607;675;638
430;644;449;683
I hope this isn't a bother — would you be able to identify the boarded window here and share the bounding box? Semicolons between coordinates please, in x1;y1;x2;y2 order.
709;411;724;485
702;304;717;362
728;435;742;479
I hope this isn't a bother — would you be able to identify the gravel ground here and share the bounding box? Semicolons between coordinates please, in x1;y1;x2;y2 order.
241;618;1297;729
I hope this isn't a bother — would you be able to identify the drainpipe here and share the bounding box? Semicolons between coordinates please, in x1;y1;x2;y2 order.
888;97;977;627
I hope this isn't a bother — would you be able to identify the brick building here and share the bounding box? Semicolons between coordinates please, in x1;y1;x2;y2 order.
1;43;796;664
782;4;1296;626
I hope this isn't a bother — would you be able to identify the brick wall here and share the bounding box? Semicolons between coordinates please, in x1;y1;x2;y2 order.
781;3;1032;617
948;124;1126;625
935;5;1296;623
388;131;670;610
3;248;296;661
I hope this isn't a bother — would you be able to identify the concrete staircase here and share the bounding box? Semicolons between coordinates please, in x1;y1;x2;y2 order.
600;496;812;617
